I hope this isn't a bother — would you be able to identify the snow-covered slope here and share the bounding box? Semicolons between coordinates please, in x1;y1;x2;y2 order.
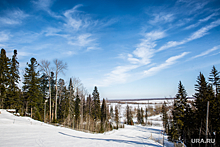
0;109;173;147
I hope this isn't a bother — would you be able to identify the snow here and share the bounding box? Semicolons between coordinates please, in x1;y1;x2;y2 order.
109;102;166;126
0;109;174;147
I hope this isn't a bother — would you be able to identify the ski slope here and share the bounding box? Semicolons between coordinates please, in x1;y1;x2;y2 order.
0;109;173;147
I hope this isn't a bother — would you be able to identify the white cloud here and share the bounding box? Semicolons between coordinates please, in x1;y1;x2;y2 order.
35;4;117;53
0;44;7;48
186;19;220;41
131;31;166;65
68;34;95;46
66;33;100;51
0;9;28;25
0;32;10;42
149;13;174;24
98;65;140;87
32;0;61;18
32;0;52;10
191;45;220;59
144;52;189;76
176;0;208;15
199;13;217;22
158;40;185;51
86;46;100;51
62;51;75;56
99;51;189;87
158;19;220;51
63;4;91;31
44;27;61;36
99;31;167;86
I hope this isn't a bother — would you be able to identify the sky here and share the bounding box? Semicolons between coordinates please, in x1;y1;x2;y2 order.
0;0;220;99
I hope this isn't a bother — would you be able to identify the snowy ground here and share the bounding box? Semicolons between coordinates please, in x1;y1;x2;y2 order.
109;101;168;125
0;109;174;147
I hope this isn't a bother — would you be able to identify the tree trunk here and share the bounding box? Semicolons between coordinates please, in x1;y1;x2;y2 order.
52;102;54;122
49;78;51;123
26;102;28;116
31;106;32;118
55;74;57;121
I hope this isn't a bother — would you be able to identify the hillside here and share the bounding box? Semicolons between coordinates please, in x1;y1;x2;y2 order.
0;109;173;147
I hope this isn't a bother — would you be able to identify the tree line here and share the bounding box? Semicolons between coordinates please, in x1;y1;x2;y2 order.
0;49;120;133
162;66;220;146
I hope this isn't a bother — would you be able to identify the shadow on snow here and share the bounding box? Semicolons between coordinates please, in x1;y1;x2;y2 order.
58;132;161;147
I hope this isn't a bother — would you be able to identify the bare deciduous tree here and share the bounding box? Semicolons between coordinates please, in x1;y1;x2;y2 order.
54;59;67;121
39;60;52;122
72;77;83;96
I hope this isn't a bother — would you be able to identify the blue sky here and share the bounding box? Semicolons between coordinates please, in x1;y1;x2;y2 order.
1;0;220;99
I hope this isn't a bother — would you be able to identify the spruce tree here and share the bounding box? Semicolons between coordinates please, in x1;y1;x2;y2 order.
7;50;20;109
126;105;130;125
68;78;75;125
115;105;119;129
209;66;220;97
162;101;168;133
110;105;114;122
140;107;144;124
0;49;10;109
172;81;187;141
168;121;179;141
129;107;133;125
145;107;148;125
22;57;41;119
100;98;107;132
186;71;220;146
194;72;208;138
92;86;101;120
137;105;141;124
55;82;69;124
40;73;49;99
74;94;80;129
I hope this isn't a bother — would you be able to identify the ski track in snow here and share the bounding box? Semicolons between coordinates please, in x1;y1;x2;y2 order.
0;109;173;147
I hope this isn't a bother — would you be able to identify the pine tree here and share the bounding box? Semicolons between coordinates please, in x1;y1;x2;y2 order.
209;66;220;97
137;105;141;124
92;86;101;120
162;101;168;133
168;121;179;141
68;78;75;126
74;94;80;129
172;81;188;141
115;105;119;129
100;98;107;132
22;58;42;119
40;73;49;99
194;72;208;139
82;96;86;122
7;50;20;109
0;49;10;109
57;85;69;124
126;105;130;125
140;107;144;124
145;107;148;125
130;109;133;125
110;105;114;124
